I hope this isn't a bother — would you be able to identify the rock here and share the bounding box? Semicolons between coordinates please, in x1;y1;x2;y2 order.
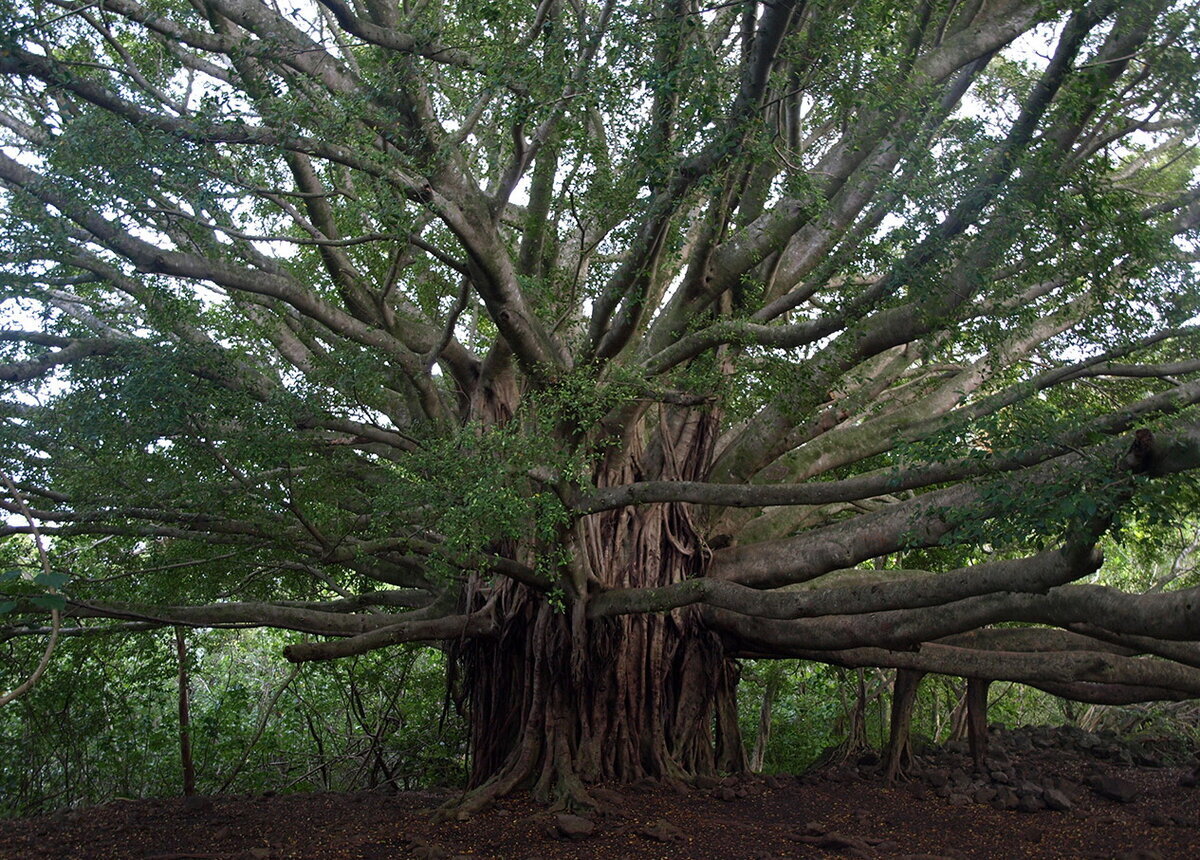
637;819;684;843
948;792;971;807
1132;747;1162;768
554;813;595;840
716;786;738;802
1017;794;1045;813
1043;788;1072;811
1091;775;1140;803
973;786;997;804
793;831;874;857
927;769;949;788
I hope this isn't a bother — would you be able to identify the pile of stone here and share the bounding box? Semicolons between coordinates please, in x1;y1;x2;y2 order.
815;724;1199;815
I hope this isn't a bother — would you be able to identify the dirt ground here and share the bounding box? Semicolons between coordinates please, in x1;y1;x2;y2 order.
2;726;1197;859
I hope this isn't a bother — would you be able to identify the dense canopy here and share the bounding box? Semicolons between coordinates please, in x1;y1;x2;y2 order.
2;0;1200;806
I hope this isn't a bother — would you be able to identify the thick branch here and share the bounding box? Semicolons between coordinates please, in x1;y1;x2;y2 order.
727;640;1200;701
0;337;125;382
283;610;496;661
705;581;1200;653
590;543;1101;621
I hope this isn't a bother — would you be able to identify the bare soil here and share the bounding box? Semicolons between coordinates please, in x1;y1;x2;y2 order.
3;727;1197;859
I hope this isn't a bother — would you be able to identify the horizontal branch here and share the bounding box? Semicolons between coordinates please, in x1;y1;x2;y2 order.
66;598;417;637
0;337;125;382
705;581;1200;654
1063;358;1200;380
708;419;1200;586
728;640;1200;701
0;619;163;643
1024;681;1190;705
282;611;496;661
709;482;978;586
589;542;1101;620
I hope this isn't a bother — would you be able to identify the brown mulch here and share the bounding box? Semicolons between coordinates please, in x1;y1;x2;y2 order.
2;735;1198;859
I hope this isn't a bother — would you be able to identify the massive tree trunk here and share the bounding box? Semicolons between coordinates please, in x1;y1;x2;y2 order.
454;408;745;808
456;595;742;808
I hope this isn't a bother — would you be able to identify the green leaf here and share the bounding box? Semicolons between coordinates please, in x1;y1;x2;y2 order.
0;600;17;614
33;571;71;590
30;594;67;612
